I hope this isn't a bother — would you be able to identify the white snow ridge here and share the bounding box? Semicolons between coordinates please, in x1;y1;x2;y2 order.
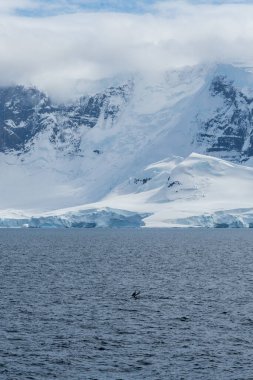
0;64;253;228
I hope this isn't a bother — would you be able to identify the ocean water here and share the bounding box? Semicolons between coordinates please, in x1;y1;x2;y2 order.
1;229;253;380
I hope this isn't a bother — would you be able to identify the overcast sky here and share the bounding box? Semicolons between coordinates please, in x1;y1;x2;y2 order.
0;0;253;99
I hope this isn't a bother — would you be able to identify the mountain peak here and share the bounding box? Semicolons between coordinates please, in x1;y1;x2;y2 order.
0;64;253;217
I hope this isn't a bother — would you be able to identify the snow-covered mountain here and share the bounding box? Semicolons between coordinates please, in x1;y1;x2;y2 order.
0;63;253;227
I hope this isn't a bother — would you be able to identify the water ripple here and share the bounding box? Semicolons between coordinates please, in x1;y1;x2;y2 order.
1;228;253;379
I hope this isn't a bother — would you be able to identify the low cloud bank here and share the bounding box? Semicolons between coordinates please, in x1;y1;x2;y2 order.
0;0;252;99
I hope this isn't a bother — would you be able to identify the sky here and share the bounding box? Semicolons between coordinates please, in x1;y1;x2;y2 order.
0;0;253;99
11;1;253;16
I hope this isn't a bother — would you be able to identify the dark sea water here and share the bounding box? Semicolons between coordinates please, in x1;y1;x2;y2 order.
1;229;253;380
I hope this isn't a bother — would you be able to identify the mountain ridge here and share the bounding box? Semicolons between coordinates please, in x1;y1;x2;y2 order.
0;63;253;227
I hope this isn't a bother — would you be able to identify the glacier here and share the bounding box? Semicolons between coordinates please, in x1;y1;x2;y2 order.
0;64;253;227
0;152;252;228
0;208;149;229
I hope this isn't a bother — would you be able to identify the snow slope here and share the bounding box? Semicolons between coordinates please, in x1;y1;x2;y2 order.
0;153;252;228
94;152;253;227
0;64;253;227
0;65;209;210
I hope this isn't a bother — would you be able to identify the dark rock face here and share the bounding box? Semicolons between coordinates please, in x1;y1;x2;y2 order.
195;75;253;162
0;86;50;152
1;72;253;164
0;83;131;154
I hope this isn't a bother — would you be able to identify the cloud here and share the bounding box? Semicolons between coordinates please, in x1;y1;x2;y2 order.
0;0;36;14
0;0;253;99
